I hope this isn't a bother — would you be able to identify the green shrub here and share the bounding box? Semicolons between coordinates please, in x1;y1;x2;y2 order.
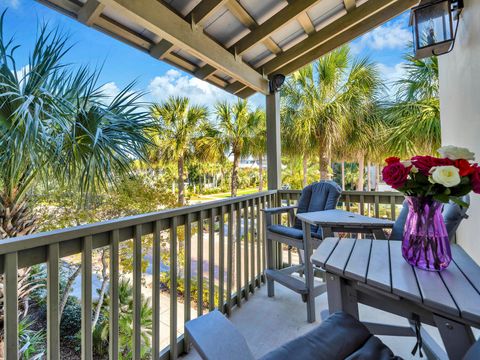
60;296;82;338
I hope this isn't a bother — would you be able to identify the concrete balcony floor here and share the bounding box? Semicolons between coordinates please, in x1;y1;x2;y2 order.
182;281;442;359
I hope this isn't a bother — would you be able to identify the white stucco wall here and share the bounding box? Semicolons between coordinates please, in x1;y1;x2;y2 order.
439;0;480;262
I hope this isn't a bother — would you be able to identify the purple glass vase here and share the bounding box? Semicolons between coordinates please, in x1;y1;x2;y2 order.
402;196;451;271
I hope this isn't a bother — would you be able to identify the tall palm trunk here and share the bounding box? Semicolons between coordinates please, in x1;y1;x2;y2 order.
357;153;365;191
319;147;329;180
0;196;38;323
367;161;372;191
231;151;240;197
341;161;346;191
258;156;263;192
302;154;308;187
177;155;185;206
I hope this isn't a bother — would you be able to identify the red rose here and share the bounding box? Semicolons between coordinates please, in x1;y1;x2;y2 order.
470;166;480;194
385;157;401;165
411;156;454;176
382;162;410;189
455;159;475;176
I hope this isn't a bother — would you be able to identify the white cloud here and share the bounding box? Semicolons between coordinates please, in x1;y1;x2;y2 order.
1;0;20;8
147;70;237;109
146;70;265;110
99;81;120;99
15;64;30;84
352;19;411;53
378;62;407;98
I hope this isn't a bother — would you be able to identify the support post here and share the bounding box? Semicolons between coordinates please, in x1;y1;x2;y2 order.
266;92;281;190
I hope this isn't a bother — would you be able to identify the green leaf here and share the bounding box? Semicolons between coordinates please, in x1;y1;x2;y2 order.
449;196;469;208
433;193;449;203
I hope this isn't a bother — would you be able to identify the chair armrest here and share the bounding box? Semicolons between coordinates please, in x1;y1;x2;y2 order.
185;310;255;360
262;205;297;214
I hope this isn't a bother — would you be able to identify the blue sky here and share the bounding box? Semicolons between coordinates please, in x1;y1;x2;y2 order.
4;0;412;108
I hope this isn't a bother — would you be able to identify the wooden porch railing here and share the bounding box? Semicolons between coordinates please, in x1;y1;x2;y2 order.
0;190;403;359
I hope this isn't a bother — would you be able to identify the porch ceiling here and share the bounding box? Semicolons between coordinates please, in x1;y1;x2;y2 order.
36;0;419;98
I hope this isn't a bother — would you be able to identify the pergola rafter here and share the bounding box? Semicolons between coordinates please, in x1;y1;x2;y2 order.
37;0;419;98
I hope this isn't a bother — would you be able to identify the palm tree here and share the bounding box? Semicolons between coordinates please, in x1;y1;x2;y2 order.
150;97;209;206
0;13;152;324
281;89;318;187
94;279;153;359
214;100;261;197
247;109;266;191
385;52;440;157
281;45;382;180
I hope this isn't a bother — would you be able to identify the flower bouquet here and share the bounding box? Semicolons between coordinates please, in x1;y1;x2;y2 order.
382;145;479;271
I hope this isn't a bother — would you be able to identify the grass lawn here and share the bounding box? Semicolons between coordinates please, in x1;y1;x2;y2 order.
190;187;259;202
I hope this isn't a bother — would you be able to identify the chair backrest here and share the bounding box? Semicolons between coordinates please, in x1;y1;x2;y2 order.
443;195;469;242
185;310;255;360
464;338;480;360
294;181;342;230
389;195;470;242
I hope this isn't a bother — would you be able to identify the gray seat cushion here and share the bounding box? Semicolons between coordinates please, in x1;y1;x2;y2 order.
259;312;400;360
345;336;401;360
294;180;342;231
268;224;323;240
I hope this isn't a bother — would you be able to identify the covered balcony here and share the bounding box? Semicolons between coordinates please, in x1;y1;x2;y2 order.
2;0;480;359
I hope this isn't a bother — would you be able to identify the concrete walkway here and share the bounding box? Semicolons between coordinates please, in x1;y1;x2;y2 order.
181;282;444;359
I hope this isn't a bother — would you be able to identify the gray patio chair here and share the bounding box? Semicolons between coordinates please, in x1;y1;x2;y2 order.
263;180;342;323
185;310;480;360
389;195;470;241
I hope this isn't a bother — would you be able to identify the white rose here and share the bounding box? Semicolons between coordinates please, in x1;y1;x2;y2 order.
437;145;475;161
430;166;461;187
401;160;412;167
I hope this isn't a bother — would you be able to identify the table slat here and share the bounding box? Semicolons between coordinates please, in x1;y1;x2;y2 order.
451;245;480;295
439;260;480;323
414;266;459;317
325;238;356;274
389;241;422;302
366;240;391;291
344;239;372;282
311;237;339;268
297;210;394;228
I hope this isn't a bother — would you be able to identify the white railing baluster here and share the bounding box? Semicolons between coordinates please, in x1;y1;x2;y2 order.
197;211;204;317
4;252;18;360
81;236;93;360
133;224;142;360
109;230;119;360
152;221;161;360
208;209;216;311
47;243;60;360
218;206;225;312
170;217;178;360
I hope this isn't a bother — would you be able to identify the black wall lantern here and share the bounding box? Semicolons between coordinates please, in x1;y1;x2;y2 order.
269;74;285;94
410;0;464;59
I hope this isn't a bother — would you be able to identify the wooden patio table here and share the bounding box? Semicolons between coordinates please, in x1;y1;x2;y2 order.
296;209;394;239
311;237;480;360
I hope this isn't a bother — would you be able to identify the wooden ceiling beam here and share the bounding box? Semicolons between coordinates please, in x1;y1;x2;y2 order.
188;0;229;27
195;64;217;79
274;0;418;76
263;0;411;75
344;0;357;12
236;87;256;99
150;39;175;59
225;81;247;94
100;0;268;94
231;0;318;55
297;12;315;35
78;0;105;25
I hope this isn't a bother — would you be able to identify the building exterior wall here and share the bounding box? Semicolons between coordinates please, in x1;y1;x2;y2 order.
439;0;480;262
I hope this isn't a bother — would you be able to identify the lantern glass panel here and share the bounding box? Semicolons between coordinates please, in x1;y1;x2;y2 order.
415;1;452;49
